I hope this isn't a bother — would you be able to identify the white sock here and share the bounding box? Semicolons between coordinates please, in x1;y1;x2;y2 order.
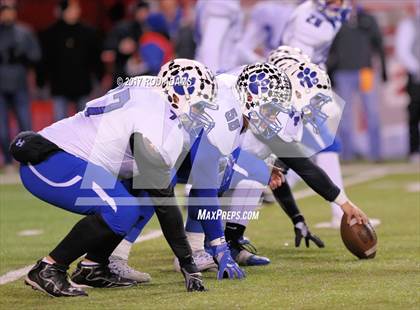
185;232;205;252
286;169;301;188
316;152;344;220
81;260;100;266
42;257;54;265
111;239;133;261
227;179;264;226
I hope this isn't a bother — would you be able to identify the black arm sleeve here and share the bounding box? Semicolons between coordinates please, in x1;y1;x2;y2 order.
272;178;302;222
146;187;193;264
264;136;341;202
131;133;195;267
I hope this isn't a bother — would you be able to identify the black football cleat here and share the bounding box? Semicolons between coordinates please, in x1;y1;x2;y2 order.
70;262;137;288
25;260;88;297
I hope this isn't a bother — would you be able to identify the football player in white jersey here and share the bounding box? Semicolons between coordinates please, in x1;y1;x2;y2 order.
9;59;219;297
108;63;288;275
282;0;350;66
281;1;357;228
236;0;296;65
219;59;370;255
194;0;243;72
108;59;247;281
180;60;369;268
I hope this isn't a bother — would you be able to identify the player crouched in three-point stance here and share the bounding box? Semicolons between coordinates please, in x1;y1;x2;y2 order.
109;58;248;280
9;59;216;297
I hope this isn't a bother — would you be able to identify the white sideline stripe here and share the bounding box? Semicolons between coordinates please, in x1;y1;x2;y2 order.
293;167;390;200
134;229;163;244
28;164;82;187
0;229;162;285
0;266;33;285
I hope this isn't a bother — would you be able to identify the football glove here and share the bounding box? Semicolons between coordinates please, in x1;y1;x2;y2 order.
211;243;245;280
180;267;206;292
294;221;325;248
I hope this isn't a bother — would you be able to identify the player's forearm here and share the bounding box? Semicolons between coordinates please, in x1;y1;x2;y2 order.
272;180;302;222
149;189;194;265
280;157;341;202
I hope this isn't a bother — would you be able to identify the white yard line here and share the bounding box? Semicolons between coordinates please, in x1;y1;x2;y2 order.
293;164;418;200
0;229;162;285
134;229;163;243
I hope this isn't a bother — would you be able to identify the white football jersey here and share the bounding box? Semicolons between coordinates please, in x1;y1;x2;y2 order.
39;85;183;179
236;0;295;65
195;0;243;73
205;73;243;155
282;0;342;65
239;129;272;160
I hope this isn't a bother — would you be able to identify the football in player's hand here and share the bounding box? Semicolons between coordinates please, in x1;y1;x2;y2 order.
340;214;377;259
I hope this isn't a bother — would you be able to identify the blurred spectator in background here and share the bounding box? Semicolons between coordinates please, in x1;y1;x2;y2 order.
328;1;387;162
395;2;420;164
39;0;102;121
161;0;196;59
136;13;174;76
0;0;40;171
159;0;182;39
103;0;150;86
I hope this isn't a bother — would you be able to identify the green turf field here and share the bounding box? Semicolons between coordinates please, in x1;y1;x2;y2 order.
0;167;419;309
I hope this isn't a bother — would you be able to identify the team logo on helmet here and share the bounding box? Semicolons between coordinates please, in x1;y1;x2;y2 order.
297;66;319;88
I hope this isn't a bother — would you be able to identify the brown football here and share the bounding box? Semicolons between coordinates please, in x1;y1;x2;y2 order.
340;214;377;259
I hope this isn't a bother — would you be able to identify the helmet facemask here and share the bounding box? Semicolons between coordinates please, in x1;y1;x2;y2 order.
178;100;218;137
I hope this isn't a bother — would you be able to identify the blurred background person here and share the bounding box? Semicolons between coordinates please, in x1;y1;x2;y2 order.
194;0;243;73
236;0;295;65
395;1;420;164
39;0;102;121
328;0;387;162
0;0;40;171
161;0;196;59
103;0;150;86
136;12;174;76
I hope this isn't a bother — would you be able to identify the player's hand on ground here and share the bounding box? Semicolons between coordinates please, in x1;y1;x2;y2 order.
180;267;207;292
341;201;368;225
269;165;286;190
211;243;245;280
294;221;325;248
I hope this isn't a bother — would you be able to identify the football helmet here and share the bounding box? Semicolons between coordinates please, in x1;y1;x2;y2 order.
268;45;311;72
236;62;292;140
284;61;333;135
313;0;351;23
158;59;218;136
